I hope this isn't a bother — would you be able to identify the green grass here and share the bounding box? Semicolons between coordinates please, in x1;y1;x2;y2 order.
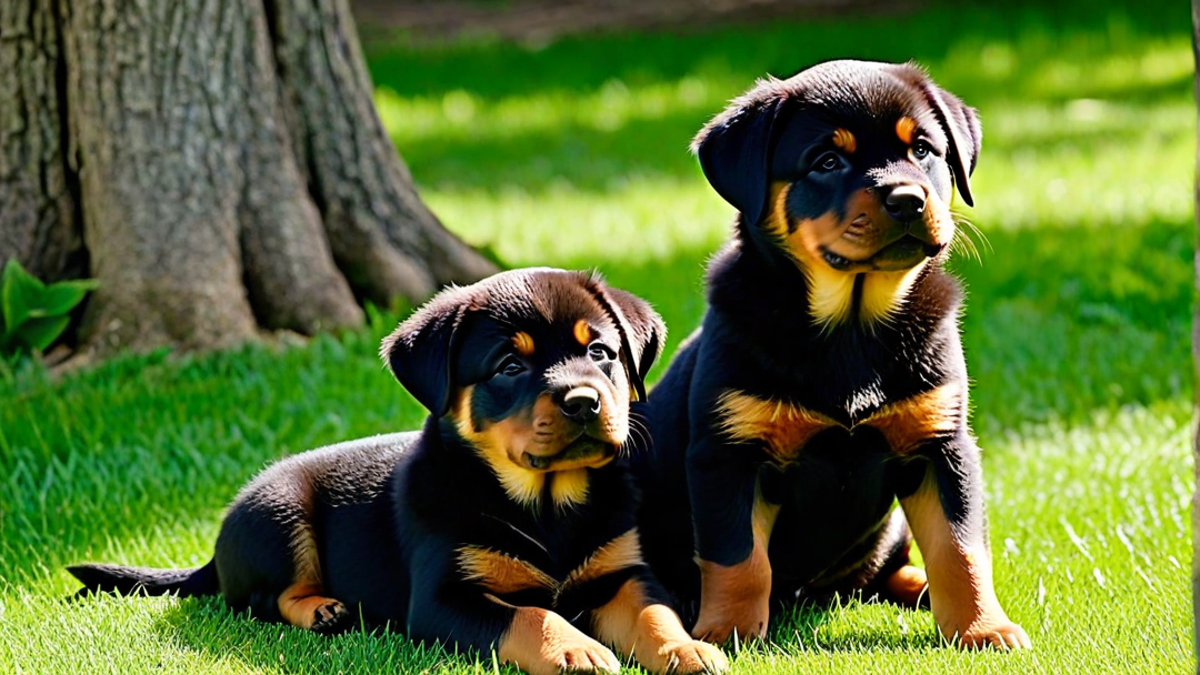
0;0;1193;672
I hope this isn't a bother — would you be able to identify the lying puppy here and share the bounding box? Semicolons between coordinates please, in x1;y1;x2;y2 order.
636;61;1030;650
69;268;727;675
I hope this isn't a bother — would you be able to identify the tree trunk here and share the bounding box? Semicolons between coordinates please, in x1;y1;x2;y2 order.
0;0;495;356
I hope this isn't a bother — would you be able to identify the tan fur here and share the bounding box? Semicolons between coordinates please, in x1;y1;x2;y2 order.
692;491;779;644
896;116;917;145
561;529;644;594
832;127;857;153
573;319;592;346
513;332;536;356
289;514;321;587
770;183;855;326
456;386;546;505
772;183;927;327
899;469;1030;649
456;388;618;508
766;174;954;328
715;390;838;463
925;188;957;247
592;578;728;674
460;529;647;611
857;261;928;325
494;597;622;675
277;582;343;630
885;564;929;608
716;384;962;461
551;468;591;508
864;383;962;454
457;546;557;595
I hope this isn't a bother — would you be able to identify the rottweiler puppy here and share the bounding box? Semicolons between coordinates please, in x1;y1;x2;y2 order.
635;60;1031;650
69;268;728;675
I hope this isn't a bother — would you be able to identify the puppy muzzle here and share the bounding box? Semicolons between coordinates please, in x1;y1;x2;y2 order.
523;435;618;471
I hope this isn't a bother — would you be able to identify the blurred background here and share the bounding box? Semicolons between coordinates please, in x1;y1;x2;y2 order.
357;0;1191;430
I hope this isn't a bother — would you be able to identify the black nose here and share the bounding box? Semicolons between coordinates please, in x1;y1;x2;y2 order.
884;185;926;223
560;387;601;423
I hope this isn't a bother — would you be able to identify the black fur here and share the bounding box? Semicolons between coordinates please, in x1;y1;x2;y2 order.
69;268;687;670
636;60;994;623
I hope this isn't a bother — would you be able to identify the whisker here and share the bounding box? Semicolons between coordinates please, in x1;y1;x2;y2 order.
949;211;990;264
623;415;652;455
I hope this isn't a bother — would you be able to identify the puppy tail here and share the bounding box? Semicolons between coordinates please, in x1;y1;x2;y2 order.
67;558;219;598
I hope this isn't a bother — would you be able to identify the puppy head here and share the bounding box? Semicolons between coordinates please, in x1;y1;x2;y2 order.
693;60;981;324
381;268;664;487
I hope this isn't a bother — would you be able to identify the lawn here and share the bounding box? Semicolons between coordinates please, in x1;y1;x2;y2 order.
0;0;1193;673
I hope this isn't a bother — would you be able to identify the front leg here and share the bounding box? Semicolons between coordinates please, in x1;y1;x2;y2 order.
591;572;728;674
687;437;778;644
899;439;1031;650
496;598;623;675
406;545;621;675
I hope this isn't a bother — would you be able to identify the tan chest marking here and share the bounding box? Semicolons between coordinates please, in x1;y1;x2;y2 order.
716;391;838;463
560;528;643;593
457;546;557;595
716;383;962;459
457;528;644;600
861;382;962;454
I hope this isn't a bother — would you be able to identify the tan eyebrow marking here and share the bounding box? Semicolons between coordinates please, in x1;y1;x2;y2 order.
832;128;857;153
896;117;917;145
512;332;535;356
573;320;591;346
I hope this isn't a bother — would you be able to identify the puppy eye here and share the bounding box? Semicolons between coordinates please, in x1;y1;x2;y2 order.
912;141;932;159
813;152;841;172
588;343;615;362
498;356;525;377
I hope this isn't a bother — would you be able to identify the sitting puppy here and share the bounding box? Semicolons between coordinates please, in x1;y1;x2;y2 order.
69;268;727;675
636;61;1030;650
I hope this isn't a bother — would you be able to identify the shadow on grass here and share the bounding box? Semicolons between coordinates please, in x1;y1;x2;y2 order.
151;598;487;674
768;597;943;653
144;593;940;672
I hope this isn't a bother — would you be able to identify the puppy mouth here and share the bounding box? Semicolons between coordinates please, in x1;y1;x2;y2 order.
522;435;617;472
822;235;943;272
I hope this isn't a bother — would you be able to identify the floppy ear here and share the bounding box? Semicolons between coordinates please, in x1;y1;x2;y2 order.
583;280;666;402
691;93;784;228
379;290;469;416
918;81;981;207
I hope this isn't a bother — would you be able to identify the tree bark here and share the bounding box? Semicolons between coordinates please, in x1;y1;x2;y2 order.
0;0;494;356
0;1;82;284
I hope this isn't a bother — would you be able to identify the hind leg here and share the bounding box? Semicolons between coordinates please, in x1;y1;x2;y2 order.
277;582;351;633
216;477;349;633
871;508;929;608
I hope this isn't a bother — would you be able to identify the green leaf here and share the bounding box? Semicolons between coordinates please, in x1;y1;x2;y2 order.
38;279;100;316
13;315;71;351
2;259;46;330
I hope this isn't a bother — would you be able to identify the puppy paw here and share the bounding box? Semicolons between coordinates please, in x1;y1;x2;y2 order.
690;603;768;645
659;639;729;674
551;636;622;674
957;620;1031;650
309;599;351;634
